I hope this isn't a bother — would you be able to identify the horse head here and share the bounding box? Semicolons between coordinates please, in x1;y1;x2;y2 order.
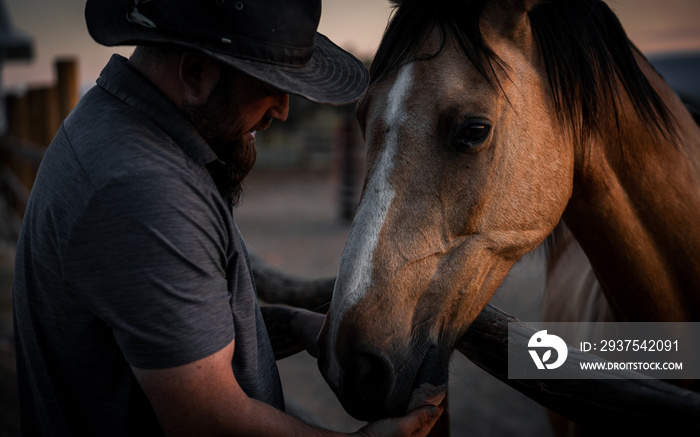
318;0;574;419
319;0;699;420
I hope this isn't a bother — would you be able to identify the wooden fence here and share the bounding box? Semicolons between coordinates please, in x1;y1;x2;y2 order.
0;57;78;232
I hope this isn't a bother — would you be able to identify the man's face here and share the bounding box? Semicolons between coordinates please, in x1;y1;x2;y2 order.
184;67;289;203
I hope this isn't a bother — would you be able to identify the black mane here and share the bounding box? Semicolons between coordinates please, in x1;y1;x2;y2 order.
370;0;675;142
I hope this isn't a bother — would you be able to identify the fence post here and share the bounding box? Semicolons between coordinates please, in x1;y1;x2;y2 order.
55;57;78;121
5;93;30;141
1;57;77;222
26;86;59;148
4;92;36;194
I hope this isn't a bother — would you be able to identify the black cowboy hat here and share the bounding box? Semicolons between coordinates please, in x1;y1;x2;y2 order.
85;0;369;105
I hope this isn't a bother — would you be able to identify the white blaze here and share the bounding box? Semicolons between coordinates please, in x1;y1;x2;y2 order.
326;64;414;380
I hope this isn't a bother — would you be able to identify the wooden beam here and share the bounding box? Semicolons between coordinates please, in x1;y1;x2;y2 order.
459;304;700;435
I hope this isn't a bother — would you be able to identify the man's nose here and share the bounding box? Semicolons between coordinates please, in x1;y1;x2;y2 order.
267;92;289;122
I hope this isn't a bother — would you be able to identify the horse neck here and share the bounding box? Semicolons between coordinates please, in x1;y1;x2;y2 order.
562;53;700;322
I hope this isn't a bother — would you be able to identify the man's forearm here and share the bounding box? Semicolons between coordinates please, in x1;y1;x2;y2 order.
262;305;324;359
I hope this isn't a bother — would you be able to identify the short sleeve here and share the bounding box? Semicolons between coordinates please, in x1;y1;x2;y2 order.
61;170;235;369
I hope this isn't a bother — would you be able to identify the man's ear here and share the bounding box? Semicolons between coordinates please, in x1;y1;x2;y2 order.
178;51;222;106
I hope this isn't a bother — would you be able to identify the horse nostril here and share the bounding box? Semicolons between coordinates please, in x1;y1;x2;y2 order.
347;351;395;407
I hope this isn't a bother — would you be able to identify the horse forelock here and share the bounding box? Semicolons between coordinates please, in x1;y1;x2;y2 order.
371;0;677;148
370;0;495;88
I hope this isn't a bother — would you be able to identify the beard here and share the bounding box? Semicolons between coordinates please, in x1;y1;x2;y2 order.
183;71;266;207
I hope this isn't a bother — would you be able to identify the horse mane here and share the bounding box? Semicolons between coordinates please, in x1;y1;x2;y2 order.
370;0;676;143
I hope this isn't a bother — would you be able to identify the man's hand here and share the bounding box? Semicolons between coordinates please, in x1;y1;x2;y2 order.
353;405;444;437
261;305;444;437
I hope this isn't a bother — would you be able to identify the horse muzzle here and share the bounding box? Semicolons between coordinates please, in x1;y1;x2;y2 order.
317;325;449;420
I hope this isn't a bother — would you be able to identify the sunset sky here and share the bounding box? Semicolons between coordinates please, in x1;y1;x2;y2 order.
2;0;699;91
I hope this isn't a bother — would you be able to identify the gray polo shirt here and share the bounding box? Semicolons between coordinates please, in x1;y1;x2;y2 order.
13;54;283;436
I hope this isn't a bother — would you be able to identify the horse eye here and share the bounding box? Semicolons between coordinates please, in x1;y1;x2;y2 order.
452;122;491;151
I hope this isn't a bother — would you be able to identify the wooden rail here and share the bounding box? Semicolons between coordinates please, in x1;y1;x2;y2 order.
459;304;700;435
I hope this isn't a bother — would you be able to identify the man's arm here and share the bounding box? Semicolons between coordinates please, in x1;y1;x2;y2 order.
132;339;442;437
261;305;324;359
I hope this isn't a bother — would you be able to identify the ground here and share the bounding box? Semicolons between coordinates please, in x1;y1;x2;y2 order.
0;168;554;436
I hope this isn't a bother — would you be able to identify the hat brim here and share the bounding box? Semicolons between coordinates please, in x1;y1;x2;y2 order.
85;0;368;105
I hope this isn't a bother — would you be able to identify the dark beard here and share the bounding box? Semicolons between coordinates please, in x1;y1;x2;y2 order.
206;134;257;207
183;73;259;206
208;136;257;206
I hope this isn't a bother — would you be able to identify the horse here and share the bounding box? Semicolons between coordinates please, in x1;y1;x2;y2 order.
316;0;700;432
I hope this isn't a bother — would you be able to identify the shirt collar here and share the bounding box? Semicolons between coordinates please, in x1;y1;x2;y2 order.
96;54;219;167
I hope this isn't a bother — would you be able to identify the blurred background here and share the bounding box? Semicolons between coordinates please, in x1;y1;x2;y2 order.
0;0;698;436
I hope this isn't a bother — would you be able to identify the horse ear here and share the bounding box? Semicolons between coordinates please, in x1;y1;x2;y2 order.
484;0;541;39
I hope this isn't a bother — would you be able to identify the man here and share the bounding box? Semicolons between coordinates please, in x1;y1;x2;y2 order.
12;0;443;436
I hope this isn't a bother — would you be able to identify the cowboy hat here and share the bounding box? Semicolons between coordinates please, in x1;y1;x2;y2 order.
85;0;369;105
